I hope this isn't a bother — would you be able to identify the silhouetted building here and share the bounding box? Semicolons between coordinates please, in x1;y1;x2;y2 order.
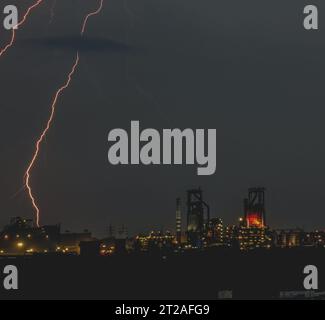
80;241;101;257
0;217;60;255
187;188;210;248
207;218;224;246
58;230;94;254
244;188;266;228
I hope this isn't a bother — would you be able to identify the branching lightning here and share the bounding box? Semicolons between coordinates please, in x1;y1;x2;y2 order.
24;0;104;227
0;0;44;58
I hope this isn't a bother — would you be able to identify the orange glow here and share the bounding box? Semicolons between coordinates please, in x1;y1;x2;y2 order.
246;213;263;228
0;0;44;58
24;0;105;227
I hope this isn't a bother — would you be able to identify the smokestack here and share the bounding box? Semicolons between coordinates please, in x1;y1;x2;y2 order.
176;198;182;245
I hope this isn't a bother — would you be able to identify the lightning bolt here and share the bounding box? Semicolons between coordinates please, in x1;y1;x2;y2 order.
0;0;44;58
81;0;104;36
24;0;104;227
24;54;79;228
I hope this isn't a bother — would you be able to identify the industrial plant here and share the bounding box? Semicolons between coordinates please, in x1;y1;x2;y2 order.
0;187;325;257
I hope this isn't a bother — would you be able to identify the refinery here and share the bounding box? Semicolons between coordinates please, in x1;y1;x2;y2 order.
1;187;325;257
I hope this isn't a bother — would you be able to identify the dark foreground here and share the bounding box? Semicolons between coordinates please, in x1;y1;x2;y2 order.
0;248;324;300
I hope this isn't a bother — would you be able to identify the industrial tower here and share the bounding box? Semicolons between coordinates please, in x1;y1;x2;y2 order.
176;198;182;245
187;188;210;247
244;187;266;228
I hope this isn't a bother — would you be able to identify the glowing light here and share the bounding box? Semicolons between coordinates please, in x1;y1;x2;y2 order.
0;0;44;58
24;0;104;227
246;213;263;228
17;242;24;248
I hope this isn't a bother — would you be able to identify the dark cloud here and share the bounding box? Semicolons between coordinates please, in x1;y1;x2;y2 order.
21;36;133;53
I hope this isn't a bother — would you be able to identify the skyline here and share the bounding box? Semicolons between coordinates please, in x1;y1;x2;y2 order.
0;186;323;239
1;0;325;236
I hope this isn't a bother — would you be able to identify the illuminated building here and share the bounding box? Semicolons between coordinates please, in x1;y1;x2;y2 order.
99;237;116;256
0;217;95;255
238;188;272;250
224;225;239;247
134;234;149;252
275;229;304;248
100;224;131;255
59;230;94;254
238;226;272;250
303;231;325;247
0;217;60;255
207;218;224;246
135;231;175;252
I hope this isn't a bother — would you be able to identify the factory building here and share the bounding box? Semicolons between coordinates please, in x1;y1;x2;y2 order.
239;188;272;250
0;217;94;255
134;231;175;252
275;229;304;248
238;227;272;250
303;231;325;247
207;218;224;246
244;188;266;228
224;225;239;248
0;217;60;255
58;230;94;254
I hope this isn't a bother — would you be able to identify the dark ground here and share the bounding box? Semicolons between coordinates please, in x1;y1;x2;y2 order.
0;248;324;300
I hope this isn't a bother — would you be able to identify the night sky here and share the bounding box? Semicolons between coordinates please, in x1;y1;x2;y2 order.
1;0;325;236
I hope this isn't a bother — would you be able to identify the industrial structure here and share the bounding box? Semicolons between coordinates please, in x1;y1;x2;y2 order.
176;198;182;246
1;187;325;256
244;187;266;228
0;217;93;255
186;188;210;248
239;188;272;250
207;218;224;246
0;217;60;255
